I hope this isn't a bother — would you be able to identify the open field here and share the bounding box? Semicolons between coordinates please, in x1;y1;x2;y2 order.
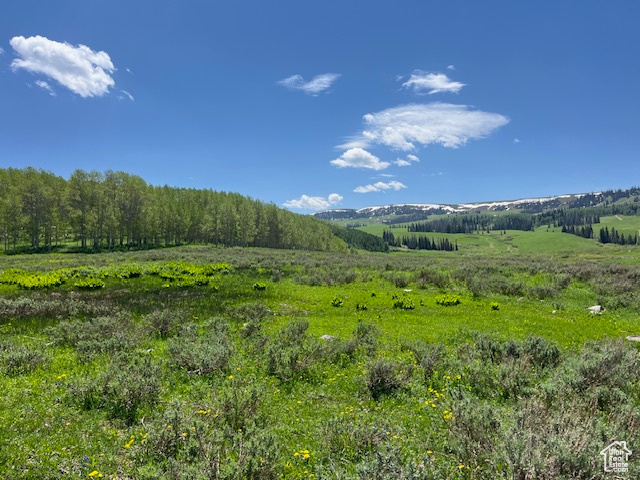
359;220;640;258
1;246;639;478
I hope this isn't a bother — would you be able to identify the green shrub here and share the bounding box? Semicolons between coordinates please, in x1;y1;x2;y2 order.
392;297;414;310
16;272;66;289
73;278;105;290
384;272;410;288
169;319;233;376
2;345;49;376
435;293;461;306
415;268;450;289
0;296;117;319
144;402;277;479
47;313;139;361
490;301;500;310
321;415;391;458
403;340;444;380
331;296;344;307
144;309;184;339
366;359;412;400
69;353;162;425
349;321;380;357
522;336;561;369
252;282;267;291
265;319;320;382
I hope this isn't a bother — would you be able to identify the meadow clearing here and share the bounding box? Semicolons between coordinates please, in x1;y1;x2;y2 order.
1;244;639;479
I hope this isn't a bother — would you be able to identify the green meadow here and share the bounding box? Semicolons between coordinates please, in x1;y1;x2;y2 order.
1;245;639;479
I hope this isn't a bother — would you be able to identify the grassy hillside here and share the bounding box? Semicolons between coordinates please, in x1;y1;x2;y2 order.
359;222;640;257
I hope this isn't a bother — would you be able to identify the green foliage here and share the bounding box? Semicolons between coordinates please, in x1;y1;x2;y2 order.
392;296;414;310
47;313;140;361
144;309;184;339
490;301;500;310
402;340;444;380
253;282;267;291
16;272;66;289
1;344;49;376
331;296;344;307
265;319;320;382
69;353;162;425
366;358;412;400
435;293;461;306
73;277;105;290
169;319;233;376
142;396;278;479
1;246;640;478
327;223;389;252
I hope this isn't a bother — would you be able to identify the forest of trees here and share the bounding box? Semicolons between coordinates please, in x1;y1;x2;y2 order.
0;168;348;253
405;213;534;234
328;224;389;252
598;226;638;246
383;231;457;251
561;224;595;239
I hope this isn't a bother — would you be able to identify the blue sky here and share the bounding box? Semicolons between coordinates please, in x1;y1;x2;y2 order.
2;1;640;211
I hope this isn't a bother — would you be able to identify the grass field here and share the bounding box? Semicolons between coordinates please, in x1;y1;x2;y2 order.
359;218;640;258
1;246;639;478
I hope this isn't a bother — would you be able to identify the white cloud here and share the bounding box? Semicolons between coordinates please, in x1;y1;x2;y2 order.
395;154;420;167
447;65;455;70
35;80;56;96
277;73;341;95
283;192;342;211
346;103;509;151
10;35;115;97
328;193;343;204
330;148;390;171
354;181;407;193
402;71;465;94
119;90;135;101
0;47;4;55
513;138;520;144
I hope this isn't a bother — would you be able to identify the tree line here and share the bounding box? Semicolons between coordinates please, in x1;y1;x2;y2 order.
405;213;534;234
0;168;347;253
383;231;457;251
598;226;638;246
561;224;638;246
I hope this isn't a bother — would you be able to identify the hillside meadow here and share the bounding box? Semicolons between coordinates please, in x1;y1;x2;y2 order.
360;214;640;258
1;245;639;479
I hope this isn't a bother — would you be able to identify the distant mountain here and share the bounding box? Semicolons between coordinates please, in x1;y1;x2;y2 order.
313;188;640;223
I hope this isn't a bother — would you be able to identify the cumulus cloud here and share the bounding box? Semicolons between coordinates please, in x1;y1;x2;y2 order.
283;193;342;211
354;181;407;193
343;103;509;152
10;35;115;97
395;153;420;167
327;193;343;204
402;71;465;94
0;47;4;55
330;148;390;171
277;73;341;95
35;80;56;96
447;65;455;70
